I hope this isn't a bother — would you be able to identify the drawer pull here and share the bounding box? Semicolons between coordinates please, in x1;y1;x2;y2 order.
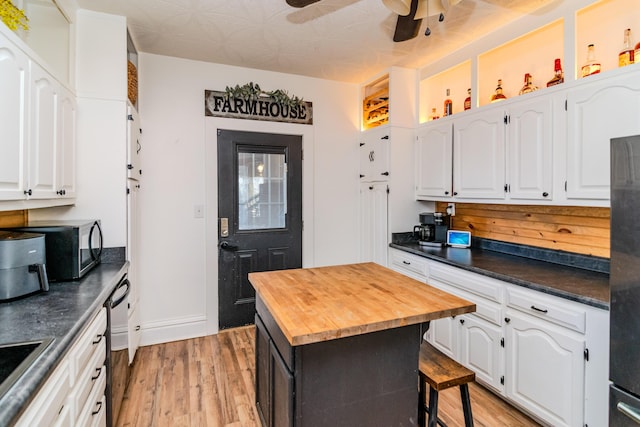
91;367;102;381
91;401;103;416
402;261;411;265
530;305;548;313
92;334;103;345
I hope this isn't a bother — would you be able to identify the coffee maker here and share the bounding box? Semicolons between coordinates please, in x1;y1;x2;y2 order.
414;212;450;246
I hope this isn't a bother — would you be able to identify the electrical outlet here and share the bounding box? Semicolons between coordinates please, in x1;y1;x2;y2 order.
447;203;455;216
194;205;204;218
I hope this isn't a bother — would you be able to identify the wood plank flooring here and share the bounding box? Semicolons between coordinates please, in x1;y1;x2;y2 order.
117;326;541;427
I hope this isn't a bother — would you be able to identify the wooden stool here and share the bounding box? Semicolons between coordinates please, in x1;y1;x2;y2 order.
418;342;475;427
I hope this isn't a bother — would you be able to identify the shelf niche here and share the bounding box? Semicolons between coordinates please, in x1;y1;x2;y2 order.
419;60;471;123
362;74;389;129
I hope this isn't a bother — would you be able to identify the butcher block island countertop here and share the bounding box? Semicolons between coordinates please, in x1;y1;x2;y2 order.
248;262;476;346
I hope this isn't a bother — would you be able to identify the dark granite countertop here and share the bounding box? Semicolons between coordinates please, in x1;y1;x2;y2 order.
0;261;128;426
390;237;609;310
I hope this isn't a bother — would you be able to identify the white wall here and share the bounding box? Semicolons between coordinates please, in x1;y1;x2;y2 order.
137;53;361;344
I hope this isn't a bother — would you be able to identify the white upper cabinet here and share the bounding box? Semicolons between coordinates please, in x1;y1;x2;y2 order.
453;108;506;199
28;62;58;199
415;120;453;199
0;34;28;201
507;95;554;201
359;127;390;182
566;69;640;200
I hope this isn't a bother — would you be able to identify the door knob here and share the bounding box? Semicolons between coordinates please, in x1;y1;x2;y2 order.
219;241;239;251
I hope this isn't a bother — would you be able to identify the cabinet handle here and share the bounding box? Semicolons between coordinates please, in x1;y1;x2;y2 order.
92;334;103;345
617;402;640;424
530;305;548;313
360;174;365;178
542;192;549;197
504;317;511;323
56;189;66;195
369;186;373;190
444;191;449;195
91;367;102;381
136;325;141;331
453;191;458;196
459;319;465;324
91;401;103;416
402;261;410;265
24;189;32;196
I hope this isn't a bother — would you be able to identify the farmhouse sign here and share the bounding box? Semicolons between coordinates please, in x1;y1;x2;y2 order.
205;90;313;125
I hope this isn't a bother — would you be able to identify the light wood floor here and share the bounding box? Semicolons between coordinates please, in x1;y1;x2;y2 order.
117;326;541;427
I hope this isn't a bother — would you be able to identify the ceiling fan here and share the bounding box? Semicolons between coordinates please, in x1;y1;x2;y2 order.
285;0;461;42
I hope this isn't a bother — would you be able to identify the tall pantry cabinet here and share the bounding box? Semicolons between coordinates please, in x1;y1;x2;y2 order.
74;10;142;361
359;67;424;266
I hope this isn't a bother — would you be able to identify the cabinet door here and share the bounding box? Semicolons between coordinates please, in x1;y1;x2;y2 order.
458;314;504;393
359;183;388;266
415;122;453;199
359;128;389;182
271;340;294;427
567;71;640;200
505;312;585;427
29;63;58;199
453;109;506;199
127;304;141;364
427;315;458;359
0;35;28;200
57;87;76;198
255;316;271;427
127;103;142;179
507;96;553;201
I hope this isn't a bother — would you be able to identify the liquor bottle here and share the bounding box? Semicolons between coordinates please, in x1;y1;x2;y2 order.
619;28;634;67
444;89;452;116
635;36;640;65
430;107;439;120
518;73;538;95
464;88;471;110
546;58;564;87
490;79;507;103
581;44;601;77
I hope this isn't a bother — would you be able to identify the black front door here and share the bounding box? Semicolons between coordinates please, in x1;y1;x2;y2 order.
217;129;303;329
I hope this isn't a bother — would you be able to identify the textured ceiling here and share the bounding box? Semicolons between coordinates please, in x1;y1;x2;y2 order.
75;0;558;83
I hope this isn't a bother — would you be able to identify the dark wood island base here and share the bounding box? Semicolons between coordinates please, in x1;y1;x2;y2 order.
249;263;475;427
256;296;425;427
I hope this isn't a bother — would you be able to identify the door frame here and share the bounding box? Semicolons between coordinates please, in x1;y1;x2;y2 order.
204;118;315;335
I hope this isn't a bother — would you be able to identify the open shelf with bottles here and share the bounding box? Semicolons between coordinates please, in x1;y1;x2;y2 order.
362;74;389;129
576;0;640;78
417;0;640;124
419;61;470;123
478;19;563;107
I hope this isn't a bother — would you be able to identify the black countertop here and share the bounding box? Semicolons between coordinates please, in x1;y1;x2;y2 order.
0;261;128;426
390;239;609;310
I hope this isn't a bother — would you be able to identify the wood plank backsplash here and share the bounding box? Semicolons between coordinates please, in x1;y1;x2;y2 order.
0;210;28;227
436;202;610;258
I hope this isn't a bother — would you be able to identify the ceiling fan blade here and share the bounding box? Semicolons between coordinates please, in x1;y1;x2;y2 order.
393;0;422;42
286;0;322;7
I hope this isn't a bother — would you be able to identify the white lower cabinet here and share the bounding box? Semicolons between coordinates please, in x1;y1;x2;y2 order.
504;310;585;427
16;307;107;427
407;259;608;427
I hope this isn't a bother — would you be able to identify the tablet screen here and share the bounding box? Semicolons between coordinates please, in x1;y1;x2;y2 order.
447;230;471;248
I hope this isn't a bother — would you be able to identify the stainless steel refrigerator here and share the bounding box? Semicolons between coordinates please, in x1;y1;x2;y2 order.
610;135;640;425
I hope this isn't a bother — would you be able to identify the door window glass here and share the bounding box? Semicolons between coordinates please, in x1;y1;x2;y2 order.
238;151;286;230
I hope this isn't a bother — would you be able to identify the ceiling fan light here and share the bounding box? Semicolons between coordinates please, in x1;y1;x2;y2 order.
382;0;412;16
415;0;447;19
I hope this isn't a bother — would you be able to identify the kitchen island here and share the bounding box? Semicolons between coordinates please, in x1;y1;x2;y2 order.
248;262;475;427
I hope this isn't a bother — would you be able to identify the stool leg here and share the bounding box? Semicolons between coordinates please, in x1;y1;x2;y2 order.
418;376;427;427
460;383;474;427
428;387;439;427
